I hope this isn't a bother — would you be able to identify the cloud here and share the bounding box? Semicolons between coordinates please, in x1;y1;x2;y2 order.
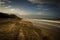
0;1;5;5
28;0;58;4
28;0;44;4
28;0;60;9
5;6;12;8
0;0;12;6
0;0;11;2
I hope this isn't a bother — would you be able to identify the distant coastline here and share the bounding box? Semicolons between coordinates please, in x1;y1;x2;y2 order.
20;15;60;20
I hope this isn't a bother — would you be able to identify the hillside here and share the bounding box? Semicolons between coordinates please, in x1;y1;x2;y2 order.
0;12;60;40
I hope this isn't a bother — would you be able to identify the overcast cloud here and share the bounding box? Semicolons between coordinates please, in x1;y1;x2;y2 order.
28;0;59;4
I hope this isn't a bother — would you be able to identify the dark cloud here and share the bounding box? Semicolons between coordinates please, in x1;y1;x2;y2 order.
28;0;60;9
0;0;12;5
28;0;60;4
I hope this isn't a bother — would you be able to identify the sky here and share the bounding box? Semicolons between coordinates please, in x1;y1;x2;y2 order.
0;0;60;19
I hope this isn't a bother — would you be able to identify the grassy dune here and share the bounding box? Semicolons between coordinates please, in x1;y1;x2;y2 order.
0;12;60;40
0;18;60;40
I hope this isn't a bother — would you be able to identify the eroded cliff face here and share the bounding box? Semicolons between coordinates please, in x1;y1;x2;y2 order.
0;12;60;40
